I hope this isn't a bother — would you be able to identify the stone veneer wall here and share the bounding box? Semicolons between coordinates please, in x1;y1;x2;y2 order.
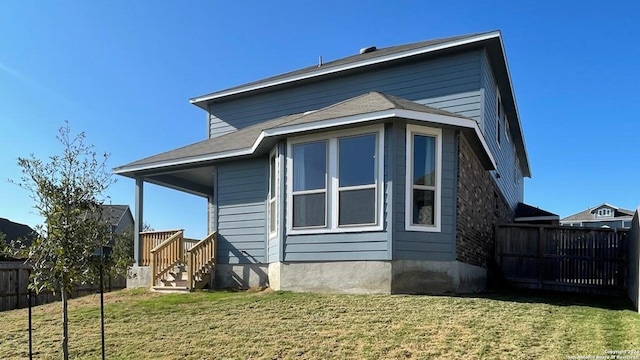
456;134;514;269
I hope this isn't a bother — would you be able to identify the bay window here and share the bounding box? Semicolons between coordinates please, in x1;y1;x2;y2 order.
287;125;384;233
406;125;441;232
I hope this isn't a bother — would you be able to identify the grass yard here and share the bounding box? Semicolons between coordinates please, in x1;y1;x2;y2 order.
0;289;638;359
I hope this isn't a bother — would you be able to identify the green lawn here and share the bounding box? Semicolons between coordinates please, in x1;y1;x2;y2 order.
0;289;638;359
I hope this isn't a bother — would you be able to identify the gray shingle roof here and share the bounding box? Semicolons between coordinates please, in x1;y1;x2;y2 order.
560;203;634;222
190;31;495;105
114;92;470;174
101;205;130;226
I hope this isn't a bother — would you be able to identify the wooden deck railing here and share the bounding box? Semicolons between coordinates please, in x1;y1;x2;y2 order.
149;231;184;286
139;229;183;266
183;238;199;253
187;232;217;290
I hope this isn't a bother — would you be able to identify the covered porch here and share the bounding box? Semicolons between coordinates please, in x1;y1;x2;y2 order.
119;164;218;291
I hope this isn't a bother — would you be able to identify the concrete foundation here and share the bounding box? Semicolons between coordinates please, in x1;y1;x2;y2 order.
214;263;269;289
391;260;486;294
127;266;151;288
269;261;392;294
215;260;485;294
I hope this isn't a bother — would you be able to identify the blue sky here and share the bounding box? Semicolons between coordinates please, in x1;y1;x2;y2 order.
1;1;638;239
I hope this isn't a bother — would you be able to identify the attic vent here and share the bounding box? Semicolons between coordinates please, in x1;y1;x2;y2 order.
359;46;377;55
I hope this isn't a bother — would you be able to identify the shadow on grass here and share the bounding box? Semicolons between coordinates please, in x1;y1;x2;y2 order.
442;288;636;311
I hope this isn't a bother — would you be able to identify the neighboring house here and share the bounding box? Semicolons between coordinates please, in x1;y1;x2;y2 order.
115;30;536;293
0;218;35;246
101;205;134;236
561;203;634;229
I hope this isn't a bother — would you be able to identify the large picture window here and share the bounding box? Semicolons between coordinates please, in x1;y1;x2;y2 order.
406;125;441;232
287;125;384;233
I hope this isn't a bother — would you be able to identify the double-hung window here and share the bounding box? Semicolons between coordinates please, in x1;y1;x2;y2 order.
287;125;384;233
291;141;327;228
338;134;377;226
405;125;441;232
268;149;279;237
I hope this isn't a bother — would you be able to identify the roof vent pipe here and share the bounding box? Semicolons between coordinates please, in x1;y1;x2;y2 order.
360;46;377;54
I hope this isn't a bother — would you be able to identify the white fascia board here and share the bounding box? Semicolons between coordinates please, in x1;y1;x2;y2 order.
190;32;500;104
114;132;268;174
262;110;397;137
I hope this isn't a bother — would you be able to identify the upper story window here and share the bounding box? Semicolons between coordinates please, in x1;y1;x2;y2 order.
405;124;442;232
268;148;280;237
287;125;384;234
505;115;511;144
496;89;502;147
595;208;613;218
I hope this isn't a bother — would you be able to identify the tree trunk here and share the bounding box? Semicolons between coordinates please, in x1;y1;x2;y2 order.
61;287;69;360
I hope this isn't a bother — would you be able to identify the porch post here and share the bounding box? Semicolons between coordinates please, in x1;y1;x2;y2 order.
134;177;144;266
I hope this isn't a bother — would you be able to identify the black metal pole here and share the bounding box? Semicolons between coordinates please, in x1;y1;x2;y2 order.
100;249;105;360
28;279;33;360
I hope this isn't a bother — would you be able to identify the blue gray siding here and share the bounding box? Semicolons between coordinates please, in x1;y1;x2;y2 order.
480;51;524;209
283;233;389;261
208;51;483;137
216;158;268;264
392;123;457;261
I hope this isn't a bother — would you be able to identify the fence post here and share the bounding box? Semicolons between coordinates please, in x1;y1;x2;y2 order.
538;227;544;289
15;268;21;309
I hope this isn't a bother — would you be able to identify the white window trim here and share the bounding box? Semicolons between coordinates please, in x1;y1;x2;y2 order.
405;124;442;232
286;124;385;235
290;140;329;230
268;147;279;239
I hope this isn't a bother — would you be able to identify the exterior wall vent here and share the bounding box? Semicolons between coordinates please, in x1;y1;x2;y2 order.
359;46;377;55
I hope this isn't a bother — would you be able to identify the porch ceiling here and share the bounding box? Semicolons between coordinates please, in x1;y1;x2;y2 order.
142;165;214;197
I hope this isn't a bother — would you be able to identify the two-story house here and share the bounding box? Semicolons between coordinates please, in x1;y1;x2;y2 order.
561;203;634;229
115;30;533;293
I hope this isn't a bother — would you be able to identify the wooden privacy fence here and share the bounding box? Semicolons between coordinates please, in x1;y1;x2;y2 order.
495;224;628;296
0;261;126;312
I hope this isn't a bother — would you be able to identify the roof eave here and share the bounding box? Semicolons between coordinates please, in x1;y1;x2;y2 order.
484;34;531;178
189;31;502;107
113;109;496;176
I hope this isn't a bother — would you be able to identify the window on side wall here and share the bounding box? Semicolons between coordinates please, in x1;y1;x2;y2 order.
505;115;510;144
405;125;441;232
268;149;279;238
287;125;384;234
496;89;502;147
